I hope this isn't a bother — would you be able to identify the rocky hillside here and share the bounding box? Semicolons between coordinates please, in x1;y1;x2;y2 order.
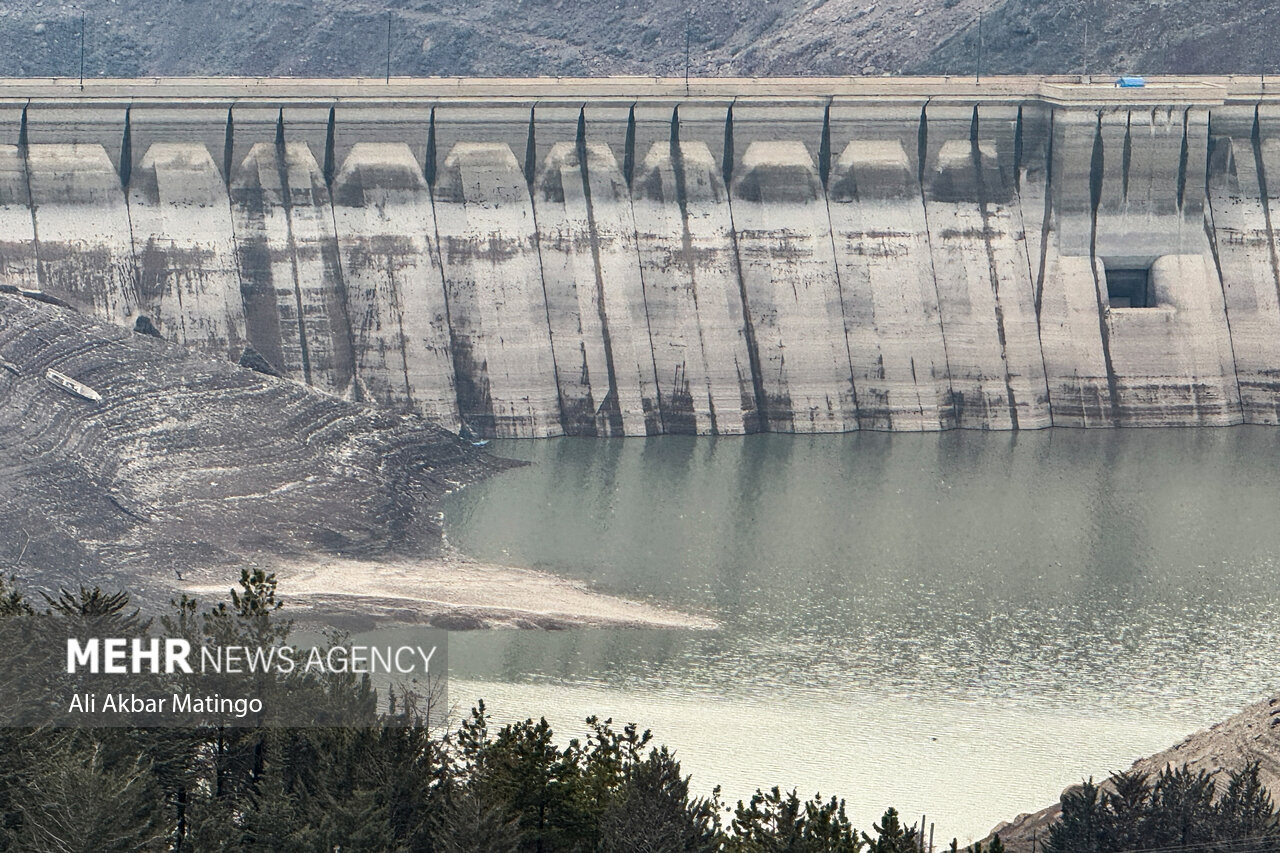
918;0;1280;76
0;0;982;80
0;0;1274;81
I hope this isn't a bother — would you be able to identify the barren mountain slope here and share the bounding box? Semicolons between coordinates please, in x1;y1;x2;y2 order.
918;0;1280;76
0;0;1273;80
0;0;994;79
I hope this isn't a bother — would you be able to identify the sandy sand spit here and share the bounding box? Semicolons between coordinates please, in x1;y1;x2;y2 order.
988;693;1280;851
180;552;717;632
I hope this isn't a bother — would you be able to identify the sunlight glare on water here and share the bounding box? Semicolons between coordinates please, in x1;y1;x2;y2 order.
442;429;1280;842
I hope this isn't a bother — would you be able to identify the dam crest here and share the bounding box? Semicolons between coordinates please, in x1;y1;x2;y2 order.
5;76;1279;435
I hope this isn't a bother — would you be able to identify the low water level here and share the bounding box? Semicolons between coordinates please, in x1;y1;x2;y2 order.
442;429;1280;842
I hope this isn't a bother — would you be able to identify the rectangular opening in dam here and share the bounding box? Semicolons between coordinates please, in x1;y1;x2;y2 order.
1105;266;1153;308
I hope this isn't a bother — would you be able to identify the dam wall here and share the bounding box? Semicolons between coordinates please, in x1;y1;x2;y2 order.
2;76;1277;435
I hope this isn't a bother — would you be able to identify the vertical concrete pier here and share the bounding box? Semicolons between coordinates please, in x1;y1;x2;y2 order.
729;100;858;433
1208;105;1280;423
530;104;661;436
827;102;954;431
331;141;459;429
129;142;245;360
432;104;561;437
630;103;759;434
26;141;138;323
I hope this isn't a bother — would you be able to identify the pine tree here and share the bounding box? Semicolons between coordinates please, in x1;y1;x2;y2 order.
1145;766;1216;850
1100;769;1148;852
472;716;585;852
1044;779;1104;853
864;807;915;853
1215;761;1280;844
727;787;863;853
432;785;522;853
597;747;720;853
4;737;167;853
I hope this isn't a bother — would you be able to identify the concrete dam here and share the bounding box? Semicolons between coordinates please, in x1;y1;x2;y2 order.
6;76;1280;436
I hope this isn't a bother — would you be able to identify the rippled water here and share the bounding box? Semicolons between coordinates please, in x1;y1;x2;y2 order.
442;429;1280;842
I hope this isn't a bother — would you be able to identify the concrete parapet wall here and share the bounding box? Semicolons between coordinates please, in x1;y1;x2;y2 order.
9;79;1280;434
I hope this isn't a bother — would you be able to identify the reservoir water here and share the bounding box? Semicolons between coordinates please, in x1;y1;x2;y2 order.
441;429;1280;843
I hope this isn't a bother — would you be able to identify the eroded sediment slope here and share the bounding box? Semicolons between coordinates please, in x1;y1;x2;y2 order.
0;289;494;589
0;295;525;620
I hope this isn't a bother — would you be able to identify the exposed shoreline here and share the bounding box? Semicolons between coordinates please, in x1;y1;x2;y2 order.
181;550;717;632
